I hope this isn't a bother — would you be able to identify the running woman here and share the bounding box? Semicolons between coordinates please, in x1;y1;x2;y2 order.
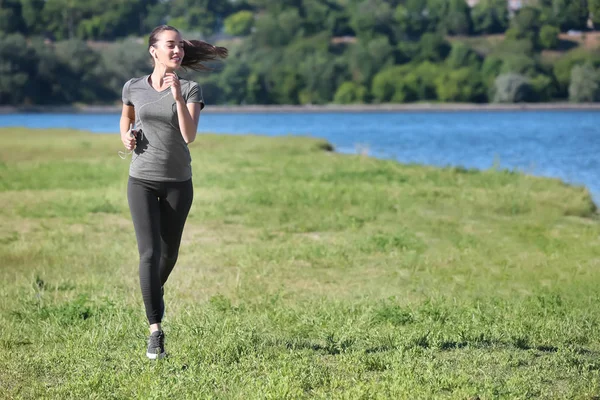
120;25;227;359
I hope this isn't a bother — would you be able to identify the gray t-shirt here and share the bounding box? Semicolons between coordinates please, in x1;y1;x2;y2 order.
122;75;203;182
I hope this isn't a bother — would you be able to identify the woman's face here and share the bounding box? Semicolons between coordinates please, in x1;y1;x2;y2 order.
151;30;184;70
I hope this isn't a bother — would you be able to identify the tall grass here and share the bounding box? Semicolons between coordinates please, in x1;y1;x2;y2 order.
1;127;600;398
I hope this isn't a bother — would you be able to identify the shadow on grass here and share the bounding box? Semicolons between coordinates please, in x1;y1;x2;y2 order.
556;38;579;52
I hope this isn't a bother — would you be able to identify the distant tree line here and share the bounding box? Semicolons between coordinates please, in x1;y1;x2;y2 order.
1;0;600;105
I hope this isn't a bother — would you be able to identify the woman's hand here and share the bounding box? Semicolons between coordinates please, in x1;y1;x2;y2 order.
164;73;183;102
121;129;137;151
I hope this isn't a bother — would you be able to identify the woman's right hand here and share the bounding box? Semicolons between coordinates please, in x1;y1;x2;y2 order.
121;129;137;151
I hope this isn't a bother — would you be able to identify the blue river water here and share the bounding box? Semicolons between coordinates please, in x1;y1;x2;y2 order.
1;110;598;205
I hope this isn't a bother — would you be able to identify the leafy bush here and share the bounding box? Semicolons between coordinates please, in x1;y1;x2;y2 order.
350;0;394;41
500;54;539;77
409;61;441;100
529;74;555;102
2;0;600;106
569;63;600;102
333;82;368;104
481;55;504;94
441;0;473;35
0;33;34;104
416;33;451;62
548;0;589;31
446;42;482;69
538;25;560;50
509;6;541;45
492;73;534;103
54;39;110;103
98;38;148;96
471;0;509;34
591;0;600;27
371;65;416;103
553;49;600;96
436;67;485;102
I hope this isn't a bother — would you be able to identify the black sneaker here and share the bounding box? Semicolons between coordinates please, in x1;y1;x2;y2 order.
146;330;166;360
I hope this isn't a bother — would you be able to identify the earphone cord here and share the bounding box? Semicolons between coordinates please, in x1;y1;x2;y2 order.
117;89;175;160
118;120;136;159
118;77;203;160
118;149;132;159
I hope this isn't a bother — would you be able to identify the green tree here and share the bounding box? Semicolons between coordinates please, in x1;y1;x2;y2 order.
553;49;600;97
371;65;416;103
416;33;451;63
41;0;88;40
500;54;539;77
538;25;560;50
267;64;302;104
143;1;169;32
195;76;227;105
333;82;368;104
446;42;482;69
569;63;600;102
297;50;337;104
165;0;233;36
40;0;152;40
242;45;286;103
367;35;395;70
98;38;149;97
349;0;394;41
345;35;394;86
218;59;255;104
538;0;589;30
591;0;600;27
28;37;65;103
252;9;302;47
224;10;254;36
445;0;473;35
0;0;25;34
493;73;534;103
471;0;509;34
427;0;472;36
506;6;542;47
481;55;503;85
53;39;109;103
19;0;45;35
0;33;35;104
244;72;270;104
77;1;150;40
529;74;555;102
300;0;330;35
552;0;589;31
407;61;441;100
394;0;430;39
435;67;485;102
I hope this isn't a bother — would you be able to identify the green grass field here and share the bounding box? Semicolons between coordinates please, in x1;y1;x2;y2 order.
1;127;600;399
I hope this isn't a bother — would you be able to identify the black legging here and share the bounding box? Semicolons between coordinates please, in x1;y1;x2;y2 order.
127;176;193;324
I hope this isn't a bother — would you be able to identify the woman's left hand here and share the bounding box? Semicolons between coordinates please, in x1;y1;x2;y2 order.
164;73;183;102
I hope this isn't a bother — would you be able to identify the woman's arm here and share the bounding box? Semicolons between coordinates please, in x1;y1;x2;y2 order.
164;73;201;144
120;104;136;150
175;100;201;144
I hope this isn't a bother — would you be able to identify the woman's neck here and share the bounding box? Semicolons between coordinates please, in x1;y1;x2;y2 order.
150;67;172;90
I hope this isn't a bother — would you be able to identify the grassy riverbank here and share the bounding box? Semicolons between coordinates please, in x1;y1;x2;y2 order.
1;127;600;398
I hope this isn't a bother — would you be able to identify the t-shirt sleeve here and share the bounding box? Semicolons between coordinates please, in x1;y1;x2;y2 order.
186;82;205;110
122;79;133;106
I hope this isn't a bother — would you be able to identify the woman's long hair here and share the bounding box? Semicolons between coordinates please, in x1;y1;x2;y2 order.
148;25;228;71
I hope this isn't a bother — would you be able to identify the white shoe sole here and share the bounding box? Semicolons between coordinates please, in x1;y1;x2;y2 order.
146;351;166;360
